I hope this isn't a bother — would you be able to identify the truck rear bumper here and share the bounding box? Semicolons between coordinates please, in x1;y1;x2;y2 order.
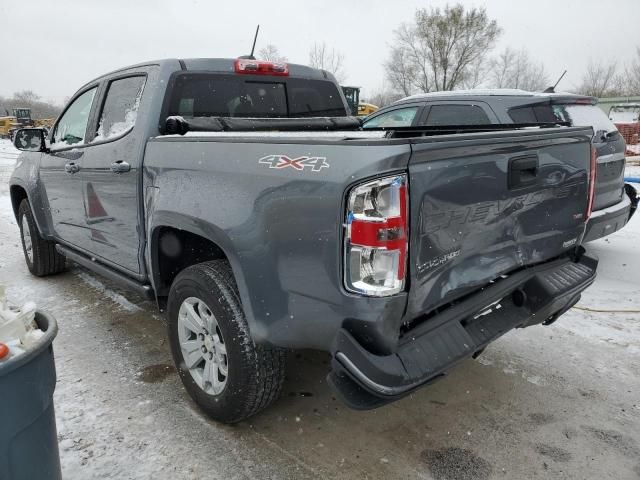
583;184;638;242
328;252;598;410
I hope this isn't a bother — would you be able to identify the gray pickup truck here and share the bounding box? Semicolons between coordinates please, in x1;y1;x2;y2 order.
10;58;599;423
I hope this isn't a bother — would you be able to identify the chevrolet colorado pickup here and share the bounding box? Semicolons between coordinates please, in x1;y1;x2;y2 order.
10;58;598;423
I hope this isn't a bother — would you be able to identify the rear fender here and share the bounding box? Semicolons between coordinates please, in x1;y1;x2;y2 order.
147;211;258;336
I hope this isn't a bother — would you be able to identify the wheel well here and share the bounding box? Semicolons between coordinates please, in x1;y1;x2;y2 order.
152;227;228;298
10;185;28;219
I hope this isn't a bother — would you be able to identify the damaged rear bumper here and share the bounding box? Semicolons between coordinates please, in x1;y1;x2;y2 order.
328;252;598;410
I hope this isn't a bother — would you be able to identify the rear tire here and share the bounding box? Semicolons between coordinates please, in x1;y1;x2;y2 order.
167;260;286;424
18;199;65;276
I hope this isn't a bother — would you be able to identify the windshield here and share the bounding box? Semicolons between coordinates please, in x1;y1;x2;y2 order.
167;73;346;119
553;104;618;134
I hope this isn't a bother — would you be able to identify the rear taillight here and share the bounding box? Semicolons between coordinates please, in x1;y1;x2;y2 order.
587;146;597;218
234;59;289;76
344;174;408;296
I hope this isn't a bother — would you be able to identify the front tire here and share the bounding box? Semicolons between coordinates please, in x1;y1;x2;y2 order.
167;260;286;424
18;199;65;276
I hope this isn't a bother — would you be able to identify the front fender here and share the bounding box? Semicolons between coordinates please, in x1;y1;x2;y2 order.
9;152;53;238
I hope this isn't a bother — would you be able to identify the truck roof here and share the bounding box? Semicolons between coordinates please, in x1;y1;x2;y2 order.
398;89;596;105
83;58;335;89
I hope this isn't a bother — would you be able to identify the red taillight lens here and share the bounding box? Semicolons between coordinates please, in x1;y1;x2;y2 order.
587;146;597;219
344;175;408;296
234;59;289;76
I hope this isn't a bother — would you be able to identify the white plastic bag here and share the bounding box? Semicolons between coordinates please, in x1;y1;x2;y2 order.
0;285;40;360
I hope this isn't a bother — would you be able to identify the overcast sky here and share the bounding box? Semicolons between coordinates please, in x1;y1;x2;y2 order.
2;0;639;104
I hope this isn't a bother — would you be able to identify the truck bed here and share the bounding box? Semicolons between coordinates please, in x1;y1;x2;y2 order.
144;125;594;358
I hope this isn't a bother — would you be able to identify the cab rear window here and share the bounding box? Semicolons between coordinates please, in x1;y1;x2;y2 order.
166;73;346;119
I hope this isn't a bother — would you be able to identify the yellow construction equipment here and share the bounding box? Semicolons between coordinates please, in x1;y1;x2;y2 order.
0;116;16;139
34;118;55;130
357;102;379;116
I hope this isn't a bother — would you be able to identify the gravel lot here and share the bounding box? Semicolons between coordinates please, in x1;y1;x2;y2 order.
1;140;639;479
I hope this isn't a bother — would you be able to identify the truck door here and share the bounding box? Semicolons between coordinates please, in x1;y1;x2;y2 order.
40;86;98;248
76;74;147;274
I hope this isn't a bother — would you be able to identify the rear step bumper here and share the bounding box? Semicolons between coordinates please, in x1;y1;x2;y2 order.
328;252;598;410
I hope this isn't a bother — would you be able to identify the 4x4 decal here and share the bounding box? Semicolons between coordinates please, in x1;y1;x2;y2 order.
259;155;329;172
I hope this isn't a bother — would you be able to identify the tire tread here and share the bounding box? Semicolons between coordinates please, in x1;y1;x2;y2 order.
18;199;65;276
168;260;286;423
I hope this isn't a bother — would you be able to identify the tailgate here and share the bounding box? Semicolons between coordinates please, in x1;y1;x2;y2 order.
405;127;593;320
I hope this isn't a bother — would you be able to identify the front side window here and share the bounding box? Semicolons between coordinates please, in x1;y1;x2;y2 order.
425;104;490;125
362;107;419;128
95;76;146;141
52;87;97;147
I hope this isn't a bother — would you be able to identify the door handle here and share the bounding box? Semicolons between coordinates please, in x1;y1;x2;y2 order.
508;156;539;189
110;160;131;173
64;162;80;174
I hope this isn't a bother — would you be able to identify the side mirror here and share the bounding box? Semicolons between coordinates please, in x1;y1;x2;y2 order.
13;128;47;152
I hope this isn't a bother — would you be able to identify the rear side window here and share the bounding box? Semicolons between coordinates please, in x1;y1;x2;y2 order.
509;106;536;123
167;74;346;119
95;76;146;141
553;104;618;134
362;107;419;128
425;104;490;125
508;104;562;124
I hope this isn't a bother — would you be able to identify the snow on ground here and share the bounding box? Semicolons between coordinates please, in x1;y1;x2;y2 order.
0;139;19;162
626;163;640;180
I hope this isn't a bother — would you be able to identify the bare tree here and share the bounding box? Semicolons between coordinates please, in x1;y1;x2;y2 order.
364;83;405;108
489;48;549;91
490;48;515;88
617;47;640;96
383;46;417;96
309;42;346;83
391;23;433;93
13;90;41;104
459;55;487;89
385;4;501;94
258;44;287;63
577;60;618;97
0;91;62;119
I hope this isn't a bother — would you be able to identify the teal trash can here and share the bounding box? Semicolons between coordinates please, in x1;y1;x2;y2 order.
0;310;61;480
